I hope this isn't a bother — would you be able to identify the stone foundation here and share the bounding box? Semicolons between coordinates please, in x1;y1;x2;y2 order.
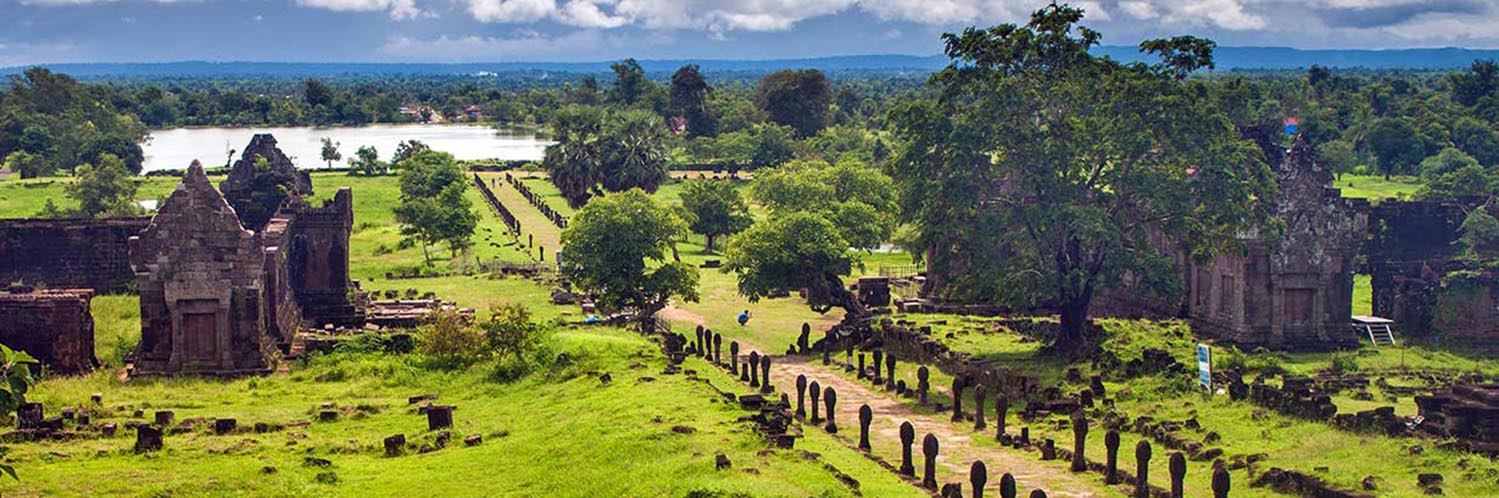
0;287;97;374
0;217;151;293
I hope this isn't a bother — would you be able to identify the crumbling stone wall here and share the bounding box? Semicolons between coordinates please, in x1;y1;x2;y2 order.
284;188;363;328
0;287;98;374
1364;198;1499;343
129;161;279;375
0;217;151;293
220;134;313;231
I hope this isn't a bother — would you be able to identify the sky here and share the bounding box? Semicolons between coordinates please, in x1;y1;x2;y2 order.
5;0;1499;66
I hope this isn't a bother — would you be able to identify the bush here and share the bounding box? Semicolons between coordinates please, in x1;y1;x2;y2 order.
1328;351;1360;375
416;309;485;369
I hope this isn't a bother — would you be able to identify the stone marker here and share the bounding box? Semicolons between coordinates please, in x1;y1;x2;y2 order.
822;330;832;365
1020;427;1030;447
872;350;884;385
941;484;962;498
999;473;1017;498
695;326;704;357
886;354;897;391
971;460;988;498
899;421;916;475
795;375;808;419
91;393;103;406
102;422;118;437
1104;429;1121;484
214;418;237;435
995;396;1009;441
918;366;931;405
823;387;838;433
464;434;482;447
1041;439;1056;460
1169;452;1186;498
713;333;722;365
922;433;940;489
730;341;740;374
134;425;163;453
1029;491;1047;498
1072;412;1089;472
760;356;773;394
384;434;405;457
844;339;854;369
897;380;908;395
1211;466;1231;498
798;323;811;353
154;410;175;427
857;353;866;379
1135;440;1153;498
427;405;454;430
974;383;988;430
1091;375;1106;397
810;381;823;423
1080;389;1094;408
858;404;873;451
748;351;761;387
952;377;966;422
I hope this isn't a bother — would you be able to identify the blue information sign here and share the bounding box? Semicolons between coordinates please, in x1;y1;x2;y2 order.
1196;344;1212;391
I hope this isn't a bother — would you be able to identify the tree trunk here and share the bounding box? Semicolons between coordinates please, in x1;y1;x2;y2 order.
1055;296;1096;359
825;273;868;317
705;235;716;254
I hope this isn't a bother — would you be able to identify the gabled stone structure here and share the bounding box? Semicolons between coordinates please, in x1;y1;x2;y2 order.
129;161;280;375
1183;133;1369;350
0;287;98;374
220;134;313;231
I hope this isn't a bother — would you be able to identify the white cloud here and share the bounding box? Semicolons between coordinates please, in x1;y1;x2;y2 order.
466;0;555;23
296;0;423;20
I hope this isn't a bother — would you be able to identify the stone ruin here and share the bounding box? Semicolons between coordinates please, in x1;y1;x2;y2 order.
1415;383;1499;455
219;134;314;231
1364;197;1499;346
0;287;98;374
0;216;151;293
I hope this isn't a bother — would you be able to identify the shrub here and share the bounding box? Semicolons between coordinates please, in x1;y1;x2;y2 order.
415;309;485;369
1328;351;1360;375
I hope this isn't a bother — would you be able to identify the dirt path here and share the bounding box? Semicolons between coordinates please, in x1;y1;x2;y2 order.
484;174;563;252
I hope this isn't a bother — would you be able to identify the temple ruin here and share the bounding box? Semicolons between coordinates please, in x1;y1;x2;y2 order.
0;217;151;292
1365;197;1499;346
219;134;314;231
0;287;98;374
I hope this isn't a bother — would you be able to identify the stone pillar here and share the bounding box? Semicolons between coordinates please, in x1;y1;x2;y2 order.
971;460;988;498
822;330;832;365
1091;375;1106;397
1080;388;1094;408
823;387;838;433
748;351;761;387
1029;491;1046;498
760;356;773;394
154;410;175;427
1169;452;1186;498
1134;440;1152;498
1040;439;1056;460
1104;429;1121;484
713;333;721;365
810;381;823;423
918;366;931;405
899;421;916;475
1020;427;1030;447
1212;466;1231;498
999;473;1016;498
427;405;454;431
857;353;867;379
951;376;965;423
922;433;940;489
730;341;740;374
886;354;897;392
974;384;988;431
134;425;163;453
384;434;405;457
1071;412;1088;472
995;396;1009;441
695;325;705;357
844;339;854;369
872;350;884;385
798;323;811;353
858;404;873;451
795;375;808;419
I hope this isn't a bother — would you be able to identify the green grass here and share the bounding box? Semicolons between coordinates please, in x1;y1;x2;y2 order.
15;328;922;497
1335;174;1423;201
1353;274;1373;316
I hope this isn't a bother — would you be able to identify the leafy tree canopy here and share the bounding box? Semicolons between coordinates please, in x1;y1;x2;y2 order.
749;158;897;250
724;211;862;315
755;69;832;138
542;106;669;208
678;179;753;253
560;189;700;329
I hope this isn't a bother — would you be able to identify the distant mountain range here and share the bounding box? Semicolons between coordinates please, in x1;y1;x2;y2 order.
8;46;1499;78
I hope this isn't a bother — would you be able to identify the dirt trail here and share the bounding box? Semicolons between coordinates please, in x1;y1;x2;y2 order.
761;355;1106;497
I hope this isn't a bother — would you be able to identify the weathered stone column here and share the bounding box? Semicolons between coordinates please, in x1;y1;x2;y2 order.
971;460;988;498
995;396;1009;441
1071;412;1088;472
857;353;867;379
822;330;833;365
1028;491;1046;498
1169;452;1186;498
134;425;163;453
694;325;704;356
730;341;740;374
713;332;721;365
799;323;811;353
918;366;931;405
1019;427;1030;446
952;376;966;423
974;384;988;431
1104;429;1121;484
760;356;773;394
1135;440;1152;498
872;350;884;385
999;473;1016;498
748;351;761;387
809;381;823;423
899;421;915;475
823;387;838;433
795;375;808;419
1212;466;1231;498
1041;439;1056;460
858;404;873;451
886;354;897;392
922;433;940;489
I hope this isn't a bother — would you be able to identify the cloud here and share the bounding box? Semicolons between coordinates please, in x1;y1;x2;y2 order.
381;31;608;60
296;0;423;20
1311;0;1487;29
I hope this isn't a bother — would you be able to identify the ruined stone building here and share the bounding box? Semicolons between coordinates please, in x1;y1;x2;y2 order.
1366;198;1499;345
1180;134;1369;350
128;160;364;375
0;287;98;374
0;217;151;292
220;134;314;231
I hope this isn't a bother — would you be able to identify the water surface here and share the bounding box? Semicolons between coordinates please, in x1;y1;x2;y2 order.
143;124;550;172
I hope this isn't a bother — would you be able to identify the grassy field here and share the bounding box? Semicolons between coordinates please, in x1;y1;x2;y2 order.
1335;174;1422;201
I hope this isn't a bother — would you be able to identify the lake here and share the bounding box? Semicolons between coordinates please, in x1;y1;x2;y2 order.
142;124;551;172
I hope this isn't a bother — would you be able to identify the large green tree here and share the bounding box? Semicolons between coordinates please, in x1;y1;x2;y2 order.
670;64;717;137
560;189;700;330
543;105;607;208
724;212;863;316
749;158;897;251
65;153;142;218
393;150;478;262
1366;118;1425;179
542;106;669;208
755;69;832;138
888;5;1274;356
679;179;752;253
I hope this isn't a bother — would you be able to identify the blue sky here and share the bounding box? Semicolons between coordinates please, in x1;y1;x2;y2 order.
5;0;1499;65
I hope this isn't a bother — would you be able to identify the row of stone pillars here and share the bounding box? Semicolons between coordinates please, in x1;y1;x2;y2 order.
793;374;840;433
